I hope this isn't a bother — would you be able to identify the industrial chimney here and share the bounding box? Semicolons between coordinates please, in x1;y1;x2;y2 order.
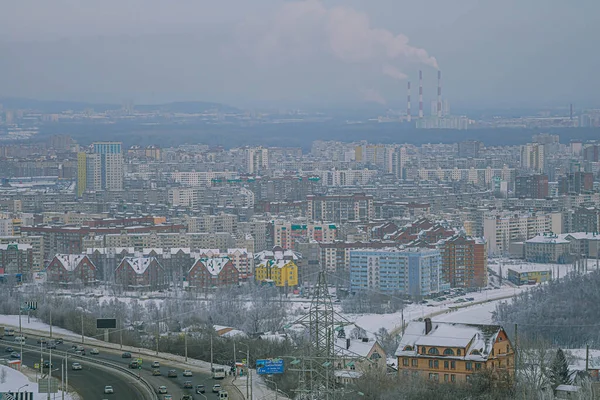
407;81;411;122
418;70;423;119
437;70;442;118
425;318;432;335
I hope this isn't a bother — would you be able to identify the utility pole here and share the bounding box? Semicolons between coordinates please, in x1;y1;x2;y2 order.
19;305;22;334
156;322;159;355
210;335;213;373
586;344;590;371
514;323;518;383
233;341;236;376
247;345;250;400
47;348;52;400
184;331;188;362
80;313;84;344
50;307;53;339
61;360;65;400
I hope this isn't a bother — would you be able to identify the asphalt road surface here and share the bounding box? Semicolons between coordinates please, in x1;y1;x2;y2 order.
0;338;146;399
1;334;225;399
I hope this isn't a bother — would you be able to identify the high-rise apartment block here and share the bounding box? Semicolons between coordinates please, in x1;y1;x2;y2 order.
515;174;549;199
440;235;487;288
307;194;374;223
520;143;545;172
246;147;269;174
349;247;446;297
77;141;124;193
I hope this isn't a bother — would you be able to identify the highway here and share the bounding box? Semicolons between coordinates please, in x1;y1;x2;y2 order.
0;339;145;399
1;334;222;400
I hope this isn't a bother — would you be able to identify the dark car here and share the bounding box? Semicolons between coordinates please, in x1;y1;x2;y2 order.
37;338;48;344
181;396;193;400
129;360;139;369
10;352;20;359
122;352;132;358
5;347;14;353
167;370;177;378
54;338;64;344
195;385;205;394
43;361;54;368
183;381;193;389
46;341;57;349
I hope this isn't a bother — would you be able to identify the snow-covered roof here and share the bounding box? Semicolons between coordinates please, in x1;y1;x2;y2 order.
54;254;88;271
143;248;163;255
335;337;378;358
227;248;249;255
170;248;191;255
193;257;231;276
255;247;301;261
0;243;32;251
334;370;363;379
395;320;504;362
122;257;155;275
526;234;570;244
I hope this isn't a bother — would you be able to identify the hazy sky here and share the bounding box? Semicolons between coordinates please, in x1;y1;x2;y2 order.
0;0;598;109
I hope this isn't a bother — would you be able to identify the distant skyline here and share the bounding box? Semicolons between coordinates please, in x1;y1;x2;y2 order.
0;0;598;109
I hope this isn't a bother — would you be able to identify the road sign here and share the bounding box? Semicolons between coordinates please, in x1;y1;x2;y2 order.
23;301;37;311
256;358;284;375
96;318;116;329
136;358;143;365
34;363;39;369
38;379;59;393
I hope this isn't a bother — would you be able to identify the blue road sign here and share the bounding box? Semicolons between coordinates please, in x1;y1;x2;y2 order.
256;358;284;375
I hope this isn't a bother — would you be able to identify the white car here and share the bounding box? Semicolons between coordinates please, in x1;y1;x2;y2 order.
182;369;192;377
158;386;168;394
72;362;82;370
212;384;222;393
104;386;114;394
90;348;99;355
151;361;160;368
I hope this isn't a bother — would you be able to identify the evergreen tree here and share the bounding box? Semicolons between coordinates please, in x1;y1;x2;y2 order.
548;348;570;390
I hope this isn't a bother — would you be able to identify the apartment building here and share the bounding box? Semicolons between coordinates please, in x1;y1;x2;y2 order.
440;235;487;288
115;257;167;291
46;254;97;286
515;174;548;199
0;235;43;271
520;143;545;173
187;257;239;289
272;221;337;250
254;246;299;287
94;232;237;252
417;166;515;188
349;247;446;298
483;211;562;255
396;319;514;383
0;243;33;279
307;194;374;223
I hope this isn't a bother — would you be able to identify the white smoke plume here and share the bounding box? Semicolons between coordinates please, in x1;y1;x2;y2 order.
236;0;438;78
363;89;387;105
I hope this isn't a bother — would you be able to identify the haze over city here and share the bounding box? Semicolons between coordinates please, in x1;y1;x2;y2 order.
1;0;598;108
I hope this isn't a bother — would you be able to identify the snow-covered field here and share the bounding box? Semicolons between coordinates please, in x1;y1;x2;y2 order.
0;315;79;338
0;365;77;400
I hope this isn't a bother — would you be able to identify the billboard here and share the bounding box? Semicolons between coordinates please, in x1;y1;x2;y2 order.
256;358;284;375
96;318;117;329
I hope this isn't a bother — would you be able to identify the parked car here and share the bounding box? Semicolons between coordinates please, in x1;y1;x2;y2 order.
167;370;177;378
72;362;82;370
122;352;132;358
152;369;162;376
104;385;114;394
212;384;222;393
183;381;193;389
195;385;205;394
90;348;99;355
151;361;160;368
158;386;168;394
182;370;192;377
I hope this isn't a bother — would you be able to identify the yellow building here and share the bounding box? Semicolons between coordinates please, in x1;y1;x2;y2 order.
255;259;298;287
254;246;300;287
396;319;514;383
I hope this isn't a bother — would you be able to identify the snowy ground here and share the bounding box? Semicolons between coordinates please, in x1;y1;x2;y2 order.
0;315;78;338
488;259;587;279
0;364;77;400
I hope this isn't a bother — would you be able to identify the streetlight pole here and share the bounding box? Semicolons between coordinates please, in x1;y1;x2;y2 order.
47;348;52;400
265;379;278;400
239;343;251;400
17;384;28;395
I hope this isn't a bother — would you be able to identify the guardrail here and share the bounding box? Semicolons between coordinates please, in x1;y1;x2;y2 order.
0;338;159;400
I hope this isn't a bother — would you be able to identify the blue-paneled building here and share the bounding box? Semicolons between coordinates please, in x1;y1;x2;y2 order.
349;247;448;297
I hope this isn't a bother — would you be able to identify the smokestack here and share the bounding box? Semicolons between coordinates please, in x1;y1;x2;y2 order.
418;70;423;119
425;318;432;335
407;81;411;122
346;338;350;349
437;70;442;118
570;103;573;120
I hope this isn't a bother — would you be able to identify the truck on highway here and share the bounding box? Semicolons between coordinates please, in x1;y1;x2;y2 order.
4;328;15;337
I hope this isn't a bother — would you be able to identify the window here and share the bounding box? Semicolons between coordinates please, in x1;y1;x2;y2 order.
429;373;439;381
411;359;418;367
491;348;494;356
451;374;456;383
466;362;473;371
444;374;449;382
403;358;409;367
434;360;439;369
404;345;413;351
457;349;461;356
443;348;455;356
444;361;449;369
428;347;440;355
506;344;510;353
429;360;434;368
451;361;456;370
475;363;482;370
421;347;427;354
